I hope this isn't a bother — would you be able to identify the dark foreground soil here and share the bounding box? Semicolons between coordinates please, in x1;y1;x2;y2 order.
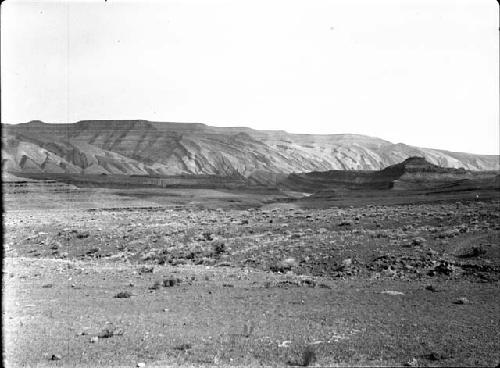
3;188;500;367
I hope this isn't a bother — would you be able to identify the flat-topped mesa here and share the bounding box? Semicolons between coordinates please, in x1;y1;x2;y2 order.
2;121;499;176
381;156;466;175
402;156;431;166
75;120;209;132
401;156;444;171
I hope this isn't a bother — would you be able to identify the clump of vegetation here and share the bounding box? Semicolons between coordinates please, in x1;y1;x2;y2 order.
138;265;154;273
173;343;192;351
163;277;182;287
76;232;89;239
203;232;214;241
212;241;226;256
114;291;132;298
98;327;123;338
157;252;170;265
270;258;297;273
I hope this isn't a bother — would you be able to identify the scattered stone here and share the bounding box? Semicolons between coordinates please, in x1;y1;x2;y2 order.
98;328;114;338
149;281;161;290
278;340;292;348
412;237;426;246
139;266;154;274
453;297;470;305
341;258;353;267
432;261;454;276
86;247;100;255
270;258;297;273
173;343;192;351
381;290;404;296
114;291;132;298
338;221;352;227
405;357;418;366
137;363;146;368
425;285;438;292
50;354;61;361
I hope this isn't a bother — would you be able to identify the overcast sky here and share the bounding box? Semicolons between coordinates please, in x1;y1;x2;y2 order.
1;0;498;154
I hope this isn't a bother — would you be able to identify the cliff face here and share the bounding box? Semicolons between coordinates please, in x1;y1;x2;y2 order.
2;120;499;176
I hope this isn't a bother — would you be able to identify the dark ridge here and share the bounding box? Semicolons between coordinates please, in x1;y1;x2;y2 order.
75;120;155;130
380;156;467;175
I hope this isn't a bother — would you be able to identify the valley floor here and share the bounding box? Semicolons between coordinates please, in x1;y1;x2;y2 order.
3;188;500;367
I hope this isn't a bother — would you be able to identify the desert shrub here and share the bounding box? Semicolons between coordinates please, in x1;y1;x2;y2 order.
269;258;296;273
138;265;154;273
157;253;170;265
114;291;132;298
173;343;192;351
163;277;182;287
270;263;289;273
98;328;116;338
212;241;226;256
202;232;214;241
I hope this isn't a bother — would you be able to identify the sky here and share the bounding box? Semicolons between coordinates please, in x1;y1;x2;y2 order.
1;0;498;155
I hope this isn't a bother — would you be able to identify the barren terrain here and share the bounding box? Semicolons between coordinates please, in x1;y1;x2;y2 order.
3;177;500;367
3;121;498;177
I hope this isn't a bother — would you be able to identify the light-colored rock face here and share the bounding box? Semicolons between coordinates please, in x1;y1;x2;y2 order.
2;120;499;176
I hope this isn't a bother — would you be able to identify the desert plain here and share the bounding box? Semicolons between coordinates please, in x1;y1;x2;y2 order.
3;169;500;368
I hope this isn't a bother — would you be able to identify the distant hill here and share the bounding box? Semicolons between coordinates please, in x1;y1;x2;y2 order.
280;157;500;196
2;120;499;176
